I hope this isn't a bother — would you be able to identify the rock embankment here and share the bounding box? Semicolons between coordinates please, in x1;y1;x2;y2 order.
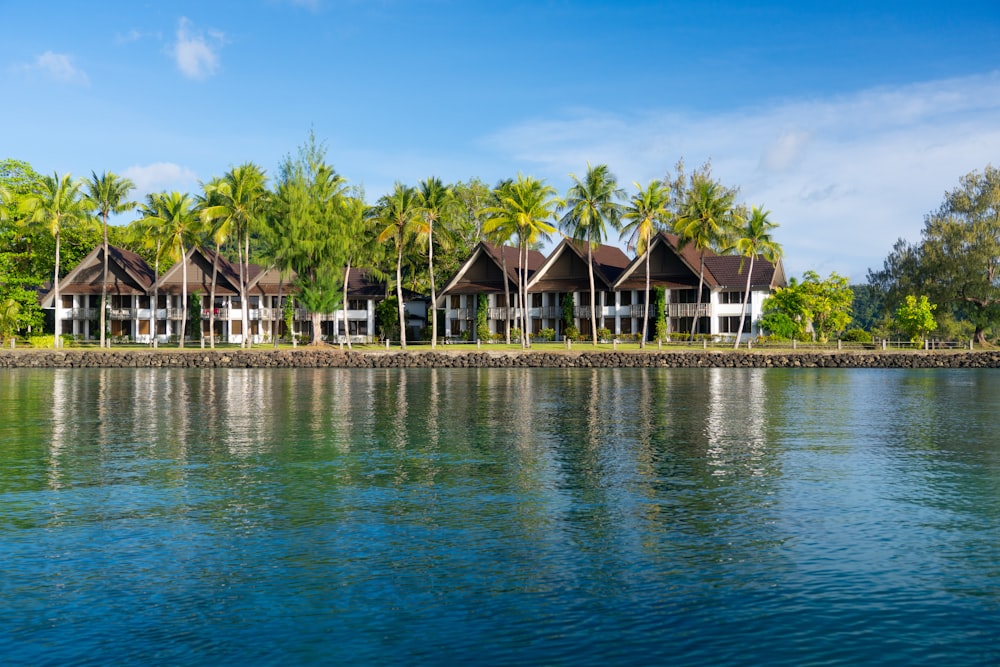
2;349;1000;369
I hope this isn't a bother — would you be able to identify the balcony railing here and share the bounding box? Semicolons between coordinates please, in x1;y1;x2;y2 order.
67;307;97;320
110;308;136;320
667;303;711;318
201;307;230;320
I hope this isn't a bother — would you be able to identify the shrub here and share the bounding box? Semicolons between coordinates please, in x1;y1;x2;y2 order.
840;328;871;343
597;327;612;341
534;327;555;342
563;325;579;341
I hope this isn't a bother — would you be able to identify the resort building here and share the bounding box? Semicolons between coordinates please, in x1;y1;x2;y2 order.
439;233;785;343
437;241;546;340
40;244;387;345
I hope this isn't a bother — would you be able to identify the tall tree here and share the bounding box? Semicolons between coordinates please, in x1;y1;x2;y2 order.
484;174;559;348
560;163;624;345
138;192;201;348
483;178;516;344
85;171;136;348
272;139;350;346
416;177;456;348
201;163;270;347
674;175;740;339
17;172;91;347
730;206;782;348
374;183;421;349
620;179;670;348
195;177;227;348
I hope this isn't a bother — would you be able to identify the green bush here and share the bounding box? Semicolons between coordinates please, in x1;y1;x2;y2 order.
597;327;612;341
534;327;555;342
563;325;579;341
840;328;871;343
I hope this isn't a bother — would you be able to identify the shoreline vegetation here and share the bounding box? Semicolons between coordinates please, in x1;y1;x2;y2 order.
1;346;998;369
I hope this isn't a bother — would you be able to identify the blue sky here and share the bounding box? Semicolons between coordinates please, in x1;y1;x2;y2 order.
3;0;1000;281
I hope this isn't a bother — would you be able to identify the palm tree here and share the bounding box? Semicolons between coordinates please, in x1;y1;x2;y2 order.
483;178;516;344
416;177;456;348
731;206;782;349
674;176;740;340
131;196;165;347
18;172;90;348
560;163;625;345
85;171;136;348
200;163;269;348
484;174;559;348
374;183;421;349
195;177;227;349
620;180;671;348
138;192;201;348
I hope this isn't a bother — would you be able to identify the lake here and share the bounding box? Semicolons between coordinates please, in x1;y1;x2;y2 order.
1;367;998;665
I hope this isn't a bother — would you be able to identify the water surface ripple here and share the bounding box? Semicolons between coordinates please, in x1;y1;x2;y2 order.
1;367;998;665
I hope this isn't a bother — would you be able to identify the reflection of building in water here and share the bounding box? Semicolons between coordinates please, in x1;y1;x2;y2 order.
703;368;769;476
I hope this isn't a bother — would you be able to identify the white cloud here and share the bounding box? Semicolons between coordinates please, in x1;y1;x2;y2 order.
122;162;199;197
482;72;1000;282
171;17;224;80
19;51;89;85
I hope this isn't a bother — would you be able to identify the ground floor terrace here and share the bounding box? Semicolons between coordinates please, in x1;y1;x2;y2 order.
442;287;768;343
53;293;377;346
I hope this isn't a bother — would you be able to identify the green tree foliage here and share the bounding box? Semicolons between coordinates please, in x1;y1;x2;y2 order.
561;292;575;330
270;138;347;345
895;295;937;343
673;170;741;339
869;166;1000;344
621;179;670;347
18;172;93;347
373;183;421;349
375;296;400;342
485;174;559;349
760;271;853;342
651;286;667;340
476;293;489;342
560;163;624;345
416;177;458;348
730;206;782;348
85;171;136;348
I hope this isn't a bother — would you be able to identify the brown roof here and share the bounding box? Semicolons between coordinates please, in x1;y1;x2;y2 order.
39;244;156;306
527;238;631;293
438;241;546;296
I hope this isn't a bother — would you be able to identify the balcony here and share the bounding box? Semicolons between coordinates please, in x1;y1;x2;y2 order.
201;307;230;320
110;308;136;320
67;308;97;320
667;303;712;318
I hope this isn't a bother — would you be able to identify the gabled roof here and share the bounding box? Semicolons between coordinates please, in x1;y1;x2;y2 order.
437;241;546;299
39;244;156;307
526;237;630;293
613;232;785;292
155;247;242;295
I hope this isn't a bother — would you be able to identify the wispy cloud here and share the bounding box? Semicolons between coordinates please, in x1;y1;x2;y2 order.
171;17;225;80
482;72;1000;281
122;162;199;197
17;51;89;85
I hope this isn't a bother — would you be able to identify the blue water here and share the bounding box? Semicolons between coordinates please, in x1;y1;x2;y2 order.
1;367;998;665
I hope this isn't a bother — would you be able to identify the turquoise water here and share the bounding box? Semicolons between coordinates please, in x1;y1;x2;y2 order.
1;367;999;665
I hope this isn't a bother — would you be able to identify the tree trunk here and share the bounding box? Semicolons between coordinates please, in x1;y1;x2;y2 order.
274;277;283;349
311;311;323;345
343;259;352;350
396;241;406;350
53;230;61;348
521;243;530;349
243;233;251;348
501;249;511;345
209;246;219;349
429;222;437;348
100;214;108;348
690;252;706;340
641;248;650;349
734;256;755;349
179;245;187;348
588;241;598;346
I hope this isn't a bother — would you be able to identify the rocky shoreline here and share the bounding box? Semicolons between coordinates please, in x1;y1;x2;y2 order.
1;348;999;369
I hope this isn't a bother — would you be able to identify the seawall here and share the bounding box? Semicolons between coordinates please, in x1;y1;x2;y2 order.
2;349;999;369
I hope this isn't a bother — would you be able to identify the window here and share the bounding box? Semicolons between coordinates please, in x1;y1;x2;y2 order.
603;291;615;307
61;295;73;308
450;295;461;309
619;291;632;306
719;315;751;334
349;299;367;311
720;290;743;305
532;293;543;307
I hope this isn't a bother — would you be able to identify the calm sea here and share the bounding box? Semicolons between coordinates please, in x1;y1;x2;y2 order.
1;367;998;666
